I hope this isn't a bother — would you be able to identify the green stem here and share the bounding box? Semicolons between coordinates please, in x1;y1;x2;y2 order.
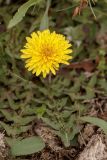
88;0;96;19
65;132;69;146
48;73;52;84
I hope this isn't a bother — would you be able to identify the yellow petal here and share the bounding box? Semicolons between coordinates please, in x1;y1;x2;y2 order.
20;29;73;78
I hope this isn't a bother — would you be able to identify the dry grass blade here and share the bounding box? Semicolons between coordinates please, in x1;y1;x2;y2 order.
77;134;107;160
34;122;63;152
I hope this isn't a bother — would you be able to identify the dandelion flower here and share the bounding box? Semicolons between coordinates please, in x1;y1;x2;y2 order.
21;29;73;78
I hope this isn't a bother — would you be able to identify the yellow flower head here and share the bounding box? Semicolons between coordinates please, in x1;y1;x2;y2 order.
21;29;73;78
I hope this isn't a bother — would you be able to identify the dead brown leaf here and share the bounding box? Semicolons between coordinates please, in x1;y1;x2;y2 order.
73;0;88;17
